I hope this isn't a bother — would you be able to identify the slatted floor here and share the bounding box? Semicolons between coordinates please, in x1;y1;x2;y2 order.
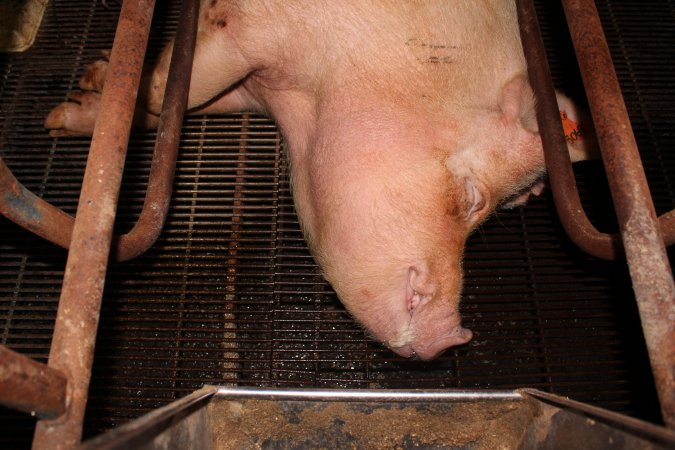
0;0;673;447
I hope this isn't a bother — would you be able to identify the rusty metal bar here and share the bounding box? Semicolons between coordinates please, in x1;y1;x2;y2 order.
0;158;73;249
560;0;675;428
516;0;620;261
112;0;200;261
0;345;67;420
1;0;199;262
31;1;156;448
518;0;675;429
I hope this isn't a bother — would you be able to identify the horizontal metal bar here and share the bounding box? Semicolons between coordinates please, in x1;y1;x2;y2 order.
212;386;524;402
0;344;67;420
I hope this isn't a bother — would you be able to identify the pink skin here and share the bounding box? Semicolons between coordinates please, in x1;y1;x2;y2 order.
44;1;597;360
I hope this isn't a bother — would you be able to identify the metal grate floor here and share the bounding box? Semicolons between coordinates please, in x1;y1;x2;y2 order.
1;0;673;446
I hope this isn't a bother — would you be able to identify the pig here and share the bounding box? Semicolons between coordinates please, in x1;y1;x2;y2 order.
44;0;596;360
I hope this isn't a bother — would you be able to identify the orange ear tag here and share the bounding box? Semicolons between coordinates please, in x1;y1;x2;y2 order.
560;110;583;144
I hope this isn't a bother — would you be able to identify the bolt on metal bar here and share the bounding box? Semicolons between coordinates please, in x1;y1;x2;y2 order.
560;0;674;428
31;1;156;448
660;209;675;247
0;345;67;420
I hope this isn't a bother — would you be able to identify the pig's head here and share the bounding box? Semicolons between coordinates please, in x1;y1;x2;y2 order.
297;76;545;360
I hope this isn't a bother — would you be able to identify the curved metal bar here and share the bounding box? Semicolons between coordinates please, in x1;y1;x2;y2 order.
111;0;199;262
0;0;198;263
0;158;73;248
516;0;621;261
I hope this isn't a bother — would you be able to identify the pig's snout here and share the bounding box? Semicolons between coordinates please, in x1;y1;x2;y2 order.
383;269;473;360
388;323;473;361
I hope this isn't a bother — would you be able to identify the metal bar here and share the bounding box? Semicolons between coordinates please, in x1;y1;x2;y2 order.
522;389;675;445
6;143;673;260
561;0;675;428
0;158;73;249
660;209;675;247
0;345;67;420
212;386;524;402
0;0;199;262
112;0;200;261
79;387;217;450
515;0;620;261
31;1;156;448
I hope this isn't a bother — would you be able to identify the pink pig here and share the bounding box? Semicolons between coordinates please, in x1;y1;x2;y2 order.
45;0;596;360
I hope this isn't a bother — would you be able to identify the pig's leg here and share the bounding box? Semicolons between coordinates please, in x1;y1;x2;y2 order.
44;57;158;137
45;30;258;137
142;30;260;116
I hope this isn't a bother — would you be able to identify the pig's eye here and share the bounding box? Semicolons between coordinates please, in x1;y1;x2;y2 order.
465;178;487;224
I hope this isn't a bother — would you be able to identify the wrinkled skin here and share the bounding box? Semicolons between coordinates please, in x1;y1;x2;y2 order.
45;0;597;360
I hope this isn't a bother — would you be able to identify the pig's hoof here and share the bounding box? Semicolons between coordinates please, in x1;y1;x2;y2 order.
79;59;108;92
44;91;101;137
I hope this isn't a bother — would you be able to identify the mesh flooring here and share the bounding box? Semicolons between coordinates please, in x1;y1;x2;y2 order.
0;0;673;446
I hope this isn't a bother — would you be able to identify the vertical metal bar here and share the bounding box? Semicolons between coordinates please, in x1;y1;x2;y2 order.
515;0;620;261
112;0;200;261
31;1;156;449
561;0;675;428
0;345;67;420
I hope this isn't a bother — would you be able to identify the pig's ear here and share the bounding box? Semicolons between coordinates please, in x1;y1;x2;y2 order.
500;75;538;133
464;178;489;226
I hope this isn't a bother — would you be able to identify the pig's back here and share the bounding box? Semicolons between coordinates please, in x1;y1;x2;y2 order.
231;0;526;116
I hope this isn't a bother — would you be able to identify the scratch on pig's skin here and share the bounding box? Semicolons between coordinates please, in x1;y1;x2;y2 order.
405;38;458;50
422;56;454;65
